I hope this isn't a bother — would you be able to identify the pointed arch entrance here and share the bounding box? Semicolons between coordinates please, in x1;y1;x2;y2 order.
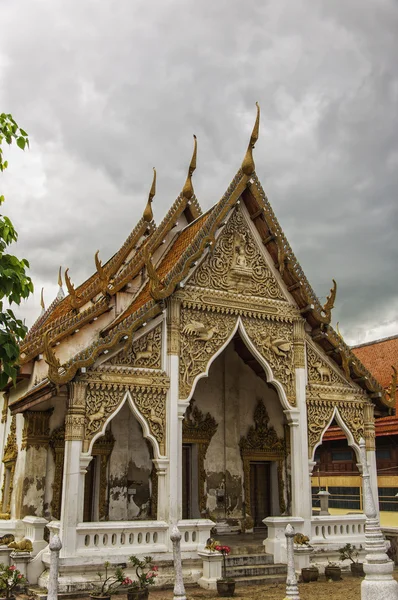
180;322;290;530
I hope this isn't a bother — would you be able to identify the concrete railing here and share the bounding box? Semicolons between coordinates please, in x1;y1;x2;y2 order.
178;519;214;552
311;514;366;547
75;520;169;555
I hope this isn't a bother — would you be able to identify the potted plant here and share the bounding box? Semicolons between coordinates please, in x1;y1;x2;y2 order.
127;556;158;600
0;564;27;600
324;560;342;581
215;545;235;597
90;562;133;600
338;543;364;576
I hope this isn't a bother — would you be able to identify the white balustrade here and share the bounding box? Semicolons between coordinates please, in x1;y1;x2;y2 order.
75;521;169;555
311;514;366;547
178;519;214;552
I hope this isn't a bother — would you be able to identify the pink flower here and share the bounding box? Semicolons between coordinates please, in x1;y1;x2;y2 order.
17;574;23;580
122;578;132;585
152;566;159;572
9;566;16;571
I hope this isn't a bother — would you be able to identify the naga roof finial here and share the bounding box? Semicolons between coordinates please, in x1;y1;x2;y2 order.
65;268;81;309
58;266;62;288
182;135;197;199
242;102;260;176
143;167;156;223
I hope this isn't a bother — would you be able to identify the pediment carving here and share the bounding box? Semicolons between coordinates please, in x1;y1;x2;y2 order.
108;324;162;369
189;207;286;301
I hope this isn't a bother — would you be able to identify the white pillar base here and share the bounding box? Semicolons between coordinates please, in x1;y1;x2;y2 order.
197;550;223;590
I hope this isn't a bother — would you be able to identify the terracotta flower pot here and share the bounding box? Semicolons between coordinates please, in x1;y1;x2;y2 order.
127;588;149;600
325;565;342;581
301;567;319;583
217;580;236;597
350;562;364;577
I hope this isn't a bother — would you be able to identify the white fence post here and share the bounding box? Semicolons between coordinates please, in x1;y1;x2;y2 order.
48;535;62;600
171;525;187;600
285;524;300;600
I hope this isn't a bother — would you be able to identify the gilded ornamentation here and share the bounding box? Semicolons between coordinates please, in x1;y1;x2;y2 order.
182;399;218;513
293;318;306;369
190;208;286;301
0;416;18;520
311;280;337;325
49;425;65;519
307;343;353;388
240;399;286;515
1;393;9;424
307;398;365;455
167;298;180;355
21;410;53;450
83;373;168;455
363;403;376;452
241;102;260;176
178;287;298;322
109;324;162;369
92;429;115;520
243;317;295;403
179;309;236;400
65;382;87;441
385;366;397;408
182;135;197;200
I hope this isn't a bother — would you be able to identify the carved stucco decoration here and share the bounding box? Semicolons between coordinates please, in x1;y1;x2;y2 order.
21;410;53;451
49;425;65;520
179;308;237;400
182;399;218;513
190;207;286;301
1;393;9;424
243;317;295;404
82;370;169;455
109;324;162;369
307;343;355;388
307;398;365;456
240;399;286;515
0;416;18;519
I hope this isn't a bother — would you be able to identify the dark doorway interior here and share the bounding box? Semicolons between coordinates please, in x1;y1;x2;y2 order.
250;461;271;528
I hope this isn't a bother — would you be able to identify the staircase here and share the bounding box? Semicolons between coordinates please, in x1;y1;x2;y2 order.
224;539;287;587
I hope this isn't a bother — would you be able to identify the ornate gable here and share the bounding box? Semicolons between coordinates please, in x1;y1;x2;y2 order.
306;340;365;397
108;324;162;369
189;206;287;302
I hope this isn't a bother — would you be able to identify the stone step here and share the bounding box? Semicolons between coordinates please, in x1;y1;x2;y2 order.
234;572;287;587
227;563;287;578
226;553;274;566
229;544;265;555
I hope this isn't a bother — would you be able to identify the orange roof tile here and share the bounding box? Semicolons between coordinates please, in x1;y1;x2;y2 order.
352;335;398;403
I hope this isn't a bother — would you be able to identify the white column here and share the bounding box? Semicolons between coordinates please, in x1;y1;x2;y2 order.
153;458;169;521
166;298;182;530
285;319;312;535
364;402;379;518
367;449;379;518
58;382;88;558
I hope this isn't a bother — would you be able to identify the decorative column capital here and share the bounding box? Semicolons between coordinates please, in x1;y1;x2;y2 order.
167;297;180;355
65;381;87;441
363;402;376;451
293;318;306;369
21;409;53;450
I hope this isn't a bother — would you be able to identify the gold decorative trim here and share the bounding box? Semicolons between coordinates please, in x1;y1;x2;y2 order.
307;397;365;455
363;403;376;452
1;393;9;424
109;324;162;369
293;319;306;369
182;399;218;513
240;399;286;516
21;410;53;450
49;425;65;519
0;416;18;519
167;298;180;355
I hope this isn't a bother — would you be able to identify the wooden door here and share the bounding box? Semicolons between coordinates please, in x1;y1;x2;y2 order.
83;458;95;522
250;461;271;528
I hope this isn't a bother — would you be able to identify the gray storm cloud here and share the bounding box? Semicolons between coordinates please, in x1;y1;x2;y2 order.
0;0;397;344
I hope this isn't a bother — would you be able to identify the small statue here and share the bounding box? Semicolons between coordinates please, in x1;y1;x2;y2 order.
0;534;14;546
8;538;33;552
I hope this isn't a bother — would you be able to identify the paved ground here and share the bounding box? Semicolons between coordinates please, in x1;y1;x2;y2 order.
22;571;398;600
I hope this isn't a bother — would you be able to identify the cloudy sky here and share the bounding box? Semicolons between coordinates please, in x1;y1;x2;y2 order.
0;0;397;345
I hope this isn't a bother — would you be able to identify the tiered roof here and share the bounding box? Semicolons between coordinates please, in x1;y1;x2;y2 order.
12;105;389;411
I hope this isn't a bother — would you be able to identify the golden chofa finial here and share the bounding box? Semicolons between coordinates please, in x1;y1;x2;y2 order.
242;102;260;176
143;167;156;223
40;287;45;313
58;266;62;288
64;268;81;309
182;135;197;199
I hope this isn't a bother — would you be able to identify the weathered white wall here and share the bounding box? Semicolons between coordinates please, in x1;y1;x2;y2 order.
193;342;285;521
108;402;152;520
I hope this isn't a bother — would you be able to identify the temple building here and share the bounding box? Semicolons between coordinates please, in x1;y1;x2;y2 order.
0;106;394;589
312;335;398;521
